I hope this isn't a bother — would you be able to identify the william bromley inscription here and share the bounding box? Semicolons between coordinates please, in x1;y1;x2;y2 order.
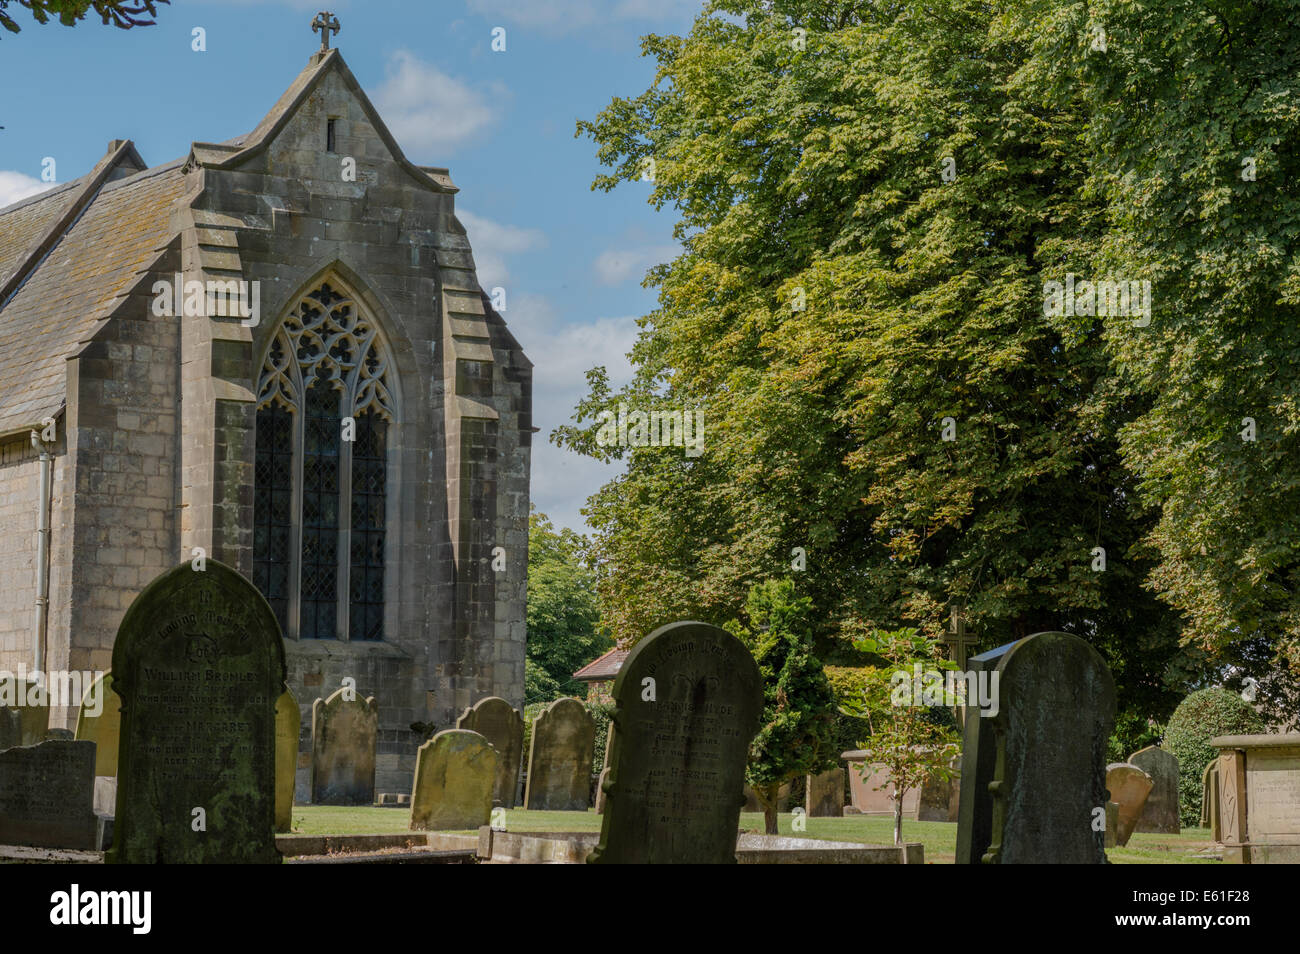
107;561;287;864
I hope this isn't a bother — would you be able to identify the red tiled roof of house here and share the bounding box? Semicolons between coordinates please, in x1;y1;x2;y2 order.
572;647;629;682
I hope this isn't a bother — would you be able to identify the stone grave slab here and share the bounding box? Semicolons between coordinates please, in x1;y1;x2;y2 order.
456;696;524;809
955;641;1016;863
1106;762;1153;847
806;767;845;818
1129;744;1180;834
0;739;99;850
107;560;286;864
74;671;121;777
981;631;1115;864
276;689;300;831
311;687;378;806
524;697;595;811
1212;733;1300;864
409;729;498;831
590;621;762;864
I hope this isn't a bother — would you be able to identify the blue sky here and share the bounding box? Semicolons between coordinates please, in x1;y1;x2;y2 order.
0;0;705;534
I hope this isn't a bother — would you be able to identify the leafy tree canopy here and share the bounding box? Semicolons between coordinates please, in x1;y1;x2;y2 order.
0;0;167;35
525;510;612;704
563;0;1203;726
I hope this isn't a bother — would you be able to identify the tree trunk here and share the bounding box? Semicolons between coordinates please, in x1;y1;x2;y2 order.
760;783;780;835
893;792;903;846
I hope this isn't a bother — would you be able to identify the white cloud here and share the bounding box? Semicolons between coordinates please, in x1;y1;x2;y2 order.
592;244;679;285
0;171;50;210
466;0;704;33
372;50;504;158
457;209;548;290
509;293;638;533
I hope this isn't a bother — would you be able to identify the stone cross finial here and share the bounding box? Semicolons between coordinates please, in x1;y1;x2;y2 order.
311;11;340;52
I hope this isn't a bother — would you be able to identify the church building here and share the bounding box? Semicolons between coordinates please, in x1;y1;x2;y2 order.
0;38;531;792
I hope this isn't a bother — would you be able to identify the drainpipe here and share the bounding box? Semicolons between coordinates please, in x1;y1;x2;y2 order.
31;426;52;674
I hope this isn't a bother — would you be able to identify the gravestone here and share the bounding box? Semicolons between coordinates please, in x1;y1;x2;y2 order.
806;768;845;818
0;707;19;750
525;697;595;811
311;687;378;806
107;560;286;864
955;641;1016;863
275;689;300;831
595;722;616;813
1128;745;1180;834
743;781;792;813
1212;733;1300;863
409;729;498;830
44;728;74;741
0;673;49;745
590;621;763;864
981;632;1115;864
1104;801;1118;848
917;762;960;822
842;756;921;815
1201;758;1220;839
0;739;99;849
1106;762;1153;847
456;696;524;809
74;671;121;776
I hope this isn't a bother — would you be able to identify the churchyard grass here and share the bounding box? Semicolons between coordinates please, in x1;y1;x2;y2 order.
288;807;1220;863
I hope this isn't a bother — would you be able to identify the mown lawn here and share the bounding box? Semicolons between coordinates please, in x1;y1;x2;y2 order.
288;806;1220;863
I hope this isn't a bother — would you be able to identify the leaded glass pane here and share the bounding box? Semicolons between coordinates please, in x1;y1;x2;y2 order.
301;375;340;639
253;403;293;635
350;410;386;641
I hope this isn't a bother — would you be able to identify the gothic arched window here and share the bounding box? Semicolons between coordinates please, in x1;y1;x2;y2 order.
254;280;395;640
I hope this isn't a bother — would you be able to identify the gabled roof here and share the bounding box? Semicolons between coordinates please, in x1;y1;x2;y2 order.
0;157;187;436
185;48;454;194
573;647;629;682
0;49;460;439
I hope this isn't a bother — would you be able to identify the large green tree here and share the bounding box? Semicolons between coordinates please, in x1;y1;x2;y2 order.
525;510;611;703
562;0;1194;725
1014;0;1300;702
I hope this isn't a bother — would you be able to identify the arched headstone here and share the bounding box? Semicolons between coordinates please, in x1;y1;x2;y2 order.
524;697;595;811
457;696;523;808
107;560;287;864
982;631;1116;864
1106;762;1153;846
275;689;300;831
75;670;121;777
409;729;498;830
590;621;763;864
1128;744;1180;834
311;687;378;805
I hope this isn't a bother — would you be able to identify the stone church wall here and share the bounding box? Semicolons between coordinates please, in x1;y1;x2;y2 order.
174;64;530;792
0;432;67;679
59;269;182;725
